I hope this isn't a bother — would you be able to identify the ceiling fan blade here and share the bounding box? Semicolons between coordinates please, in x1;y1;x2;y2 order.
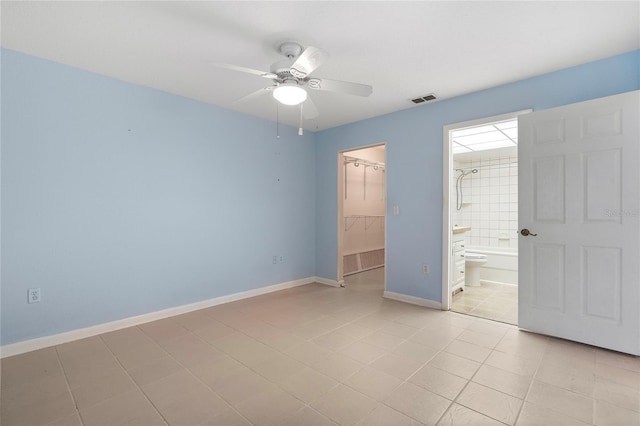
303;96;319;119
289;46;329;79
232;86;273;105
308;78;373;97
210;62;277;79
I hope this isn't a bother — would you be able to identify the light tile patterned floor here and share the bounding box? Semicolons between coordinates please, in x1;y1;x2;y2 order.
451;281;518;325
2;268;639;425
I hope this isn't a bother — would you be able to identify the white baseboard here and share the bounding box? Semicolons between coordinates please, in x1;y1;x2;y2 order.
312;276;342;287
1;276;319;359
383;291;442;310
479;279;518;287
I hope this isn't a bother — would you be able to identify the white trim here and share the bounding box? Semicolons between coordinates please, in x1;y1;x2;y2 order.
479;279;518;287
1;277;322;358
441;109;532;311
313;276;342;287
337;151;345;283
442;121;453;311
383;291;442;310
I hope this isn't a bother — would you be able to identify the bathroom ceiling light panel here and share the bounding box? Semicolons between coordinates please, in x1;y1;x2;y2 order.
499;127;518;139
452;118;519;153
454;139;516;152
452;142;473;154
494;120;517;130
452;124;497;138
467;140;517;151
454;131;510;146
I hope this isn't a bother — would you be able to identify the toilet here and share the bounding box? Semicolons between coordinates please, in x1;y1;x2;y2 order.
465;253;487;287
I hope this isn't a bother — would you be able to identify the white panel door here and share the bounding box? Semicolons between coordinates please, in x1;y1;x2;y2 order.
519;90;640;355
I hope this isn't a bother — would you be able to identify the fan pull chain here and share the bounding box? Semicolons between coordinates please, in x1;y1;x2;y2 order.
276;102;280;139
298;102;304;136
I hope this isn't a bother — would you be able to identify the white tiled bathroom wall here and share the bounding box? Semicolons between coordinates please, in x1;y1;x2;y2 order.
453;156;518;248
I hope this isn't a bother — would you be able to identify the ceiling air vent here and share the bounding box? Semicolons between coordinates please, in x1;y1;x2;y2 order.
411;93;437;104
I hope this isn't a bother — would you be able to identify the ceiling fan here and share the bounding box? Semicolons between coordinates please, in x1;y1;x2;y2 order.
211;42;373;133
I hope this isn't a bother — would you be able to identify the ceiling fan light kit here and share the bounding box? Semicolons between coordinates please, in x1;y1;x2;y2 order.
273;82;307;106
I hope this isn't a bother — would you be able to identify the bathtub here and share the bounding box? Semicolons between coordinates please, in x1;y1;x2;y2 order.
465;246;518;286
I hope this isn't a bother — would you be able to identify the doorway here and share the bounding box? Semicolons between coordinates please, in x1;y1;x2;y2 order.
442;111;529;325
442;92;639;354
337;144;386;291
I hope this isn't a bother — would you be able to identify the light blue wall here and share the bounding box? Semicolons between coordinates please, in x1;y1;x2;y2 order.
315;50;640;302
2;48;638;347
1;49;316;345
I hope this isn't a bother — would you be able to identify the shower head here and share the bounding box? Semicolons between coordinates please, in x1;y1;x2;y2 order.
457;168;478;177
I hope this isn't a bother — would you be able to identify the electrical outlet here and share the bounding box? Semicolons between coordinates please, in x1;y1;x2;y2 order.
272;255;278;264
28;288;41;304
422;264;429;274
280;256;284;263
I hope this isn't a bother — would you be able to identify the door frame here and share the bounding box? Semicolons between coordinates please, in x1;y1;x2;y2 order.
337;142;387;286
441;110;531;310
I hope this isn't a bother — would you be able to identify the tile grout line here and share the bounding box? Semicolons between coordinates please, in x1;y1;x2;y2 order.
367;315;487;424
428;321;528;425
506;334;548;426
53;346;84;426
158;305;399;424
284;311;420;423
97;331;171;426
177;307;347;424
268;303;437;424
326;314;428;424
133;323;258;426
431;323;505;425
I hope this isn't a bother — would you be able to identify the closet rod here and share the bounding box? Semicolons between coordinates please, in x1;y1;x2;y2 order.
344;156;385;169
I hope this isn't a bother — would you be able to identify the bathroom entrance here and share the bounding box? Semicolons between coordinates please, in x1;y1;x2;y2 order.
337;144;386;290
443;112;528;325
443;93;639;354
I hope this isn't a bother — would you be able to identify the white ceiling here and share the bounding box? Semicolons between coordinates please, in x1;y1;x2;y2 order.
2;1;638;131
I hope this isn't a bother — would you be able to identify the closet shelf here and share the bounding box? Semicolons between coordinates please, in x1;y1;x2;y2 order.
344;215;385;231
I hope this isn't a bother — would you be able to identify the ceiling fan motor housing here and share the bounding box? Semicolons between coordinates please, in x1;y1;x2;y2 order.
278;41;303;59
270;59;297;79
271;42;305;81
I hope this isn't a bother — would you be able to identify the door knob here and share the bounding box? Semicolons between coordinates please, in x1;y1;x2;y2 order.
520;228;538;236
